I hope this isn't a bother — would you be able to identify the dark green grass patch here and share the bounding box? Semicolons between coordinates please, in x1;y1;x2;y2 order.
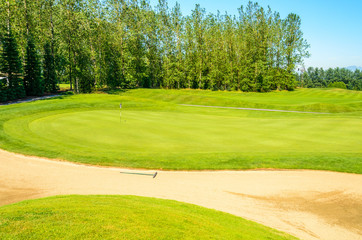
0;195;297;240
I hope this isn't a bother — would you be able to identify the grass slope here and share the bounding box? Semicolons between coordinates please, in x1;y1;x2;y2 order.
123;88;362;113
0;195;297;240
0;88;361;172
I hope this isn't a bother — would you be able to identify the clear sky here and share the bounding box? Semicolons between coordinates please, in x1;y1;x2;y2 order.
149;0;362;69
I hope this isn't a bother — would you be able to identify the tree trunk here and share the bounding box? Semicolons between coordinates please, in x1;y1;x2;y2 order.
73;50;78;93
68;5;72;91
68;40;72;90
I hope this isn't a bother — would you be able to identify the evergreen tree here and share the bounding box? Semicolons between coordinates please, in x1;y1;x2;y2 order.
0;77;7;102
0;33;7;101
297;67;361;90
24;35;43;96
43;41;58;93
1;29;25;100
0;57;7;101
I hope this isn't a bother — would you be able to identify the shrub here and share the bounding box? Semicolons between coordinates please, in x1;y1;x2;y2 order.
328;81;347;89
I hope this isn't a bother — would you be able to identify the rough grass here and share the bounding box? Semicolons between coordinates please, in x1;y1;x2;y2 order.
0;195;297;240
0;88;361;172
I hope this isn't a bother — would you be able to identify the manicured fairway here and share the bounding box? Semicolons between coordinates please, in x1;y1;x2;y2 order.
124;88;362;113
0;88;361;172
0;195;297;240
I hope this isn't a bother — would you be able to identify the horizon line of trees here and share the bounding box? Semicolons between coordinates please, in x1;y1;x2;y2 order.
296;67;362;90
0;0;310;102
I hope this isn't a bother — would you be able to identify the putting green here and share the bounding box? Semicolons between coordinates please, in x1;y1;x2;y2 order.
1;89;361;171
28;110;359;154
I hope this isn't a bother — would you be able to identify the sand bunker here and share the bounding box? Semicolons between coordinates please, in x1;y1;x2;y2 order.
1;149;361;240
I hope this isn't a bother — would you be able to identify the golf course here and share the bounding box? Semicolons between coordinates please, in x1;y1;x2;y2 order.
1;0;361;238
1;88;361;240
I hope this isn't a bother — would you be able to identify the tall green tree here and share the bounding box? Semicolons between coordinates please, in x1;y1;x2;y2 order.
0;77;6;102
191;4;206;89
1;29;25;100
282;13;309;90
24;34;43;96
205;12;224;90
43;41;58;92
143;4;162;88
170;2;184;89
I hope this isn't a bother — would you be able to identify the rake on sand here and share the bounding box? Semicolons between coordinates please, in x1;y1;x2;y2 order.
120;171;158;178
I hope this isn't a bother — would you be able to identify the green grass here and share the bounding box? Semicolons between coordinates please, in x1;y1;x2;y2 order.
58;83;70;90
0;195;297;240
122;88;362;113
0;88;361;172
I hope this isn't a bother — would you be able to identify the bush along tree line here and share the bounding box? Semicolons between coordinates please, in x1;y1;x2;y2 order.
0;0;310;102
296;67;362;90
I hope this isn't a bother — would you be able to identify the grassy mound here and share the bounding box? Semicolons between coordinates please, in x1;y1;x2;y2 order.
0;88;361;172
0;195;297;240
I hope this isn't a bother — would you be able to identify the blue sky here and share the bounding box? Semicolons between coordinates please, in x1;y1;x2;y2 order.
149;0;362;69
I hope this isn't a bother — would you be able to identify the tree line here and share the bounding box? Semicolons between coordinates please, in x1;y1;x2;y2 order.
0;0;310;102
296;67;362;90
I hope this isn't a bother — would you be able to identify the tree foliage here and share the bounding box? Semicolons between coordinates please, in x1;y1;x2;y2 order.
297;67;362;90
43;41;58;93
1;29;25;100
24;35;43;96
0;0;313;102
